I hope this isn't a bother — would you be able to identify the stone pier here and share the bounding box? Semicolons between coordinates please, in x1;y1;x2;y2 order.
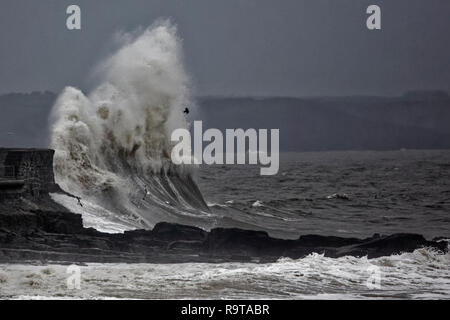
0;148;58;199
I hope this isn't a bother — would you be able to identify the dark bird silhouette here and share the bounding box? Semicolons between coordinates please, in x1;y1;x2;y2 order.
183;107;189;114
75;196;83;207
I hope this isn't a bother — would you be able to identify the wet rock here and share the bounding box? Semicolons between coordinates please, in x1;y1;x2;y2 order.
297;234;363;247
0;199;448;263
0;148;447;263
151;222;207;241
333;233;449;258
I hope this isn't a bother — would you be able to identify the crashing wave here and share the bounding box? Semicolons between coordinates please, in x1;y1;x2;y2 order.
50;21;210;232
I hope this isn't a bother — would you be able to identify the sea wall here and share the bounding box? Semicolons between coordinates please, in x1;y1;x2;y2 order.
0;148;57;199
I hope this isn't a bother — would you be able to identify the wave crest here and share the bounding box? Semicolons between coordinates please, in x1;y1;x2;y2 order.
50;21;208;231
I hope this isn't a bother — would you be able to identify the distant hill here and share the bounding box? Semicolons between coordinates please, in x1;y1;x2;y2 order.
196;92;450;151
0;90;449;151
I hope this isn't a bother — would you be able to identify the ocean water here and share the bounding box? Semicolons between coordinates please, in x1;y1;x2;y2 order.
2;21;449;300
199;150;450;240
0;247;449;299
1;150;450;300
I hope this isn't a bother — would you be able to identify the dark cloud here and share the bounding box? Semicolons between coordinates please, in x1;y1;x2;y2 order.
0;0;449;96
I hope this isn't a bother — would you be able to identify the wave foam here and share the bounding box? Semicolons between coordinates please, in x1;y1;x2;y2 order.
50;21;209;230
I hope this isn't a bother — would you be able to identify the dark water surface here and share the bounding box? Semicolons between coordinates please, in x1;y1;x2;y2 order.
2;150;450;300
197;150;450;239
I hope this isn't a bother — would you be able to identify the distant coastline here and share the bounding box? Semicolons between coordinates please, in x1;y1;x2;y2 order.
1;90;449;151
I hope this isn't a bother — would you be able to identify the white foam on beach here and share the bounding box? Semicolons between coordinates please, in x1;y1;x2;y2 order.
1;245;449;300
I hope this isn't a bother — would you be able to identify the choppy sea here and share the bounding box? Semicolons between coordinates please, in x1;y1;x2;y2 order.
1;150;450;299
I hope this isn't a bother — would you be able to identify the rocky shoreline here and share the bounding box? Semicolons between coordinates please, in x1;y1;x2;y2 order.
0;148;448;264
0;195;448;264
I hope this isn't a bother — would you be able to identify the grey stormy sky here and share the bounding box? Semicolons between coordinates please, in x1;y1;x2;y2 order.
0;0;449;97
